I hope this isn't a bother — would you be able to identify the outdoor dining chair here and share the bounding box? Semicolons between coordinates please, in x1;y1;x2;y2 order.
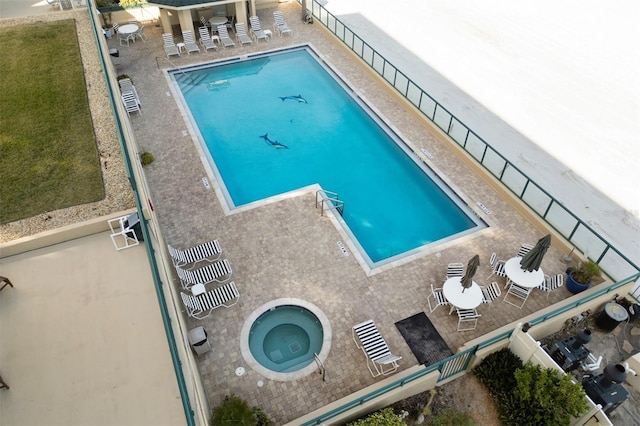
456;308;481;331
427;283;449;312
480;282;501;308
538;273;564;299
503;281;532;308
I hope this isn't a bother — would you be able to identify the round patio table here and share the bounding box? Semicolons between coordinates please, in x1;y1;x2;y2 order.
443;277;483;310
504;256;544;288
117;23;139;36
209;16;227;27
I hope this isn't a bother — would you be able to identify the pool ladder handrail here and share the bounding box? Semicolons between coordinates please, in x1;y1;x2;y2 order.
315;190;344;216
313;353;326;381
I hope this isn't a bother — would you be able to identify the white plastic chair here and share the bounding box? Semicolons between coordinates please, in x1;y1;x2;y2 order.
234;23;253;45
517;243;534;257
352;320;402;377
446;262;464;279
427;284;449;312
457;308;481;331
249;16;268;42
538;273;564;299
503;282;532;308
273;11;293;37
198;27;218;52
108;215;139;250
481;282;501;307
487;252;506;280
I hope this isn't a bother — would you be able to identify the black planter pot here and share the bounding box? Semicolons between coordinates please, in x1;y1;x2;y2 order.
566;271;590;294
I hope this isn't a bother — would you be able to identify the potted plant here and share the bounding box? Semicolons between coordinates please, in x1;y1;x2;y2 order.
566;259;601;294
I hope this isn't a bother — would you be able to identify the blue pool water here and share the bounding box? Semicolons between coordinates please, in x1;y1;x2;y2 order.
249;305;323;373
171;47;482;265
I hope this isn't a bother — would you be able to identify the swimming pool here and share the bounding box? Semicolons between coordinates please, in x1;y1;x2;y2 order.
170;46;484;267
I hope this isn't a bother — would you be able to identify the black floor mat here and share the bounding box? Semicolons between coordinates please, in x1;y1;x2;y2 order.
395;312;453;366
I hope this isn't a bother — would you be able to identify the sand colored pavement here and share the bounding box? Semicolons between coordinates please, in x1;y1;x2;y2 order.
0;232;185;426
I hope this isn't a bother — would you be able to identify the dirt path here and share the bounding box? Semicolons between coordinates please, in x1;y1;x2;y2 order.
392;374;500;425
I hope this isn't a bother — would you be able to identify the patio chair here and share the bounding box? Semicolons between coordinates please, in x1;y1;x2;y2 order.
249;16;268;42
135;25;148;42
487;252;506;280
352;319;402;377
538;273;564;299
480;281;501;307
234;23;253;45
182;30;200;54
503;281;532;308
175;259;232;289
118;78;141;106
200;16;211;30
107;215;140;250
180;281;239;319
273;11;292;37
427;283;448;313
167;240;222;269
198;27;218;52
121;91;141;117
456;308;481;331
517;243;534;257
162;33;180;58
216;25;235;48
446;262;464;279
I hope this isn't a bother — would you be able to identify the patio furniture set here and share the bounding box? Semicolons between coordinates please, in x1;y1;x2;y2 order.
168;239;240;320
428;239;564;331
163;12;292;59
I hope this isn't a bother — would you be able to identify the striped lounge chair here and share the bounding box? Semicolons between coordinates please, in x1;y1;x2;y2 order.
175;258;232;289
167;240;222;269
180;281;239;319
352;319;402;377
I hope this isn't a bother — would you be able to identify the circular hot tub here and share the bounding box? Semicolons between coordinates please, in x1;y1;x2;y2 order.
240;298;331;381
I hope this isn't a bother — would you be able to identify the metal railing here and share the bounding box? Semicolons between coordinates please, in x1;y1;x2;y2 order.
315;189;344;216
307;0;639;282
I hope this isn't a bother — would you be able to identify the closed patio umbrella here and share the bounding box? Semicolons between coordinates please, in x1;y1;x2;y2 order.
461;255;480;292
520;234;552;272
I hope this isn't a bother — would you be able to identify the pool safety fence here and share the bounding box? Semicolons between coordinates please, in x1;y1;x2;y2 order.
306;0;639;282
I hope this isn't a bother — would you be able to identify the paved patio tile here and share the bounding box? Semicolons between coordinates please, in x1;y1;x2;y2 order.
110;3;573;423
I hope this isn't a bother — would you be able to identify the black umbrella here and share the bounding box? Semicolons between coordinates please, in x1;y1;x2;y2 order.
461;255;480;292
520;234;552;272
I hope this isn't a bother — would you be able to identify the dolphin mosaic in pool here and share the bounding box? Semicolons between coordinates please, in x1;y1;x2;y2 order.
278;94;308;104
260;133;289;149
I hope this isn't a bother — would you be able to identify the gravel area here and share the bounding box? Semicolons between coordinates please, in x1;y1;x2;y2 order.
0;10;134;243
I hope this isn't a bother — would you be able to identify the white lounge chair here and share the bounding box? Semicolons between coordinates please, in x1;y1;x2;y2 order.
121;92;141;116
167;240;222;269
175;259;232;288
118;78;141;106
182;30;200;54
352;320;402;377
216;25;235;48
162;33;180;58
249;16;268;42
198;27;218;52
234;23;253;45
273;11;292;37
180;281;239;319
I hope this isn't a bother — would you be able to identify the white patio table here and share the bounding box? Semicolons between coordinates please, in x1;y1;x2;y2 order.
209;16;227;27
443;277;483;313
117;23;139;36
504;256;544;288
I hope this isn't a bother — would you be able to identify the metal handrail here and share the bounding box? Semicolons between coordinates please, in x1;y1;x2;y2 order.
313;353;326;382
315;189;344;216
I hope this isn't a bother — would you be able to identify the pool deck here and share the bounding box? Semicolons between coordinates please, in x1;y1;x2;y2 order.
111;3;573;423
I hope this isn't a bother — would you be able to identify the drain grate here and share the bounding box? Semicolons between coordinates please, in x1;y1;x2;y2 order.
289;342;301;353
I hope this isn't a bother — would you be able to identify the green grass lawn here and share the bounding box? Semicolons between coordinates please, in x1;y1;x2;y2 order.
0;20;104;224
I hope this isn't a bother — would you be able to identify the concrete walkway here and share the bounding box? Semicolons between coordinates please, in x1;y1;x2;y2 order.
0;232;185;426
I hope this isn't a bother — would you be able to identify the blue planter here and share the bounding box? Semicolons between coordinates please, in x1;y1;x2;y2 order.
566;271;590;294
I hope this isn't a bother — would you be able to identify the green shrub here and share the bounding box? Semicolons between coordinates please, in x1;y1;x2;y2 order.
347;408;406;426
210;394;272;426
473;348;523;397
140;152;154;166
513;363;588;425
474;350;589;426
